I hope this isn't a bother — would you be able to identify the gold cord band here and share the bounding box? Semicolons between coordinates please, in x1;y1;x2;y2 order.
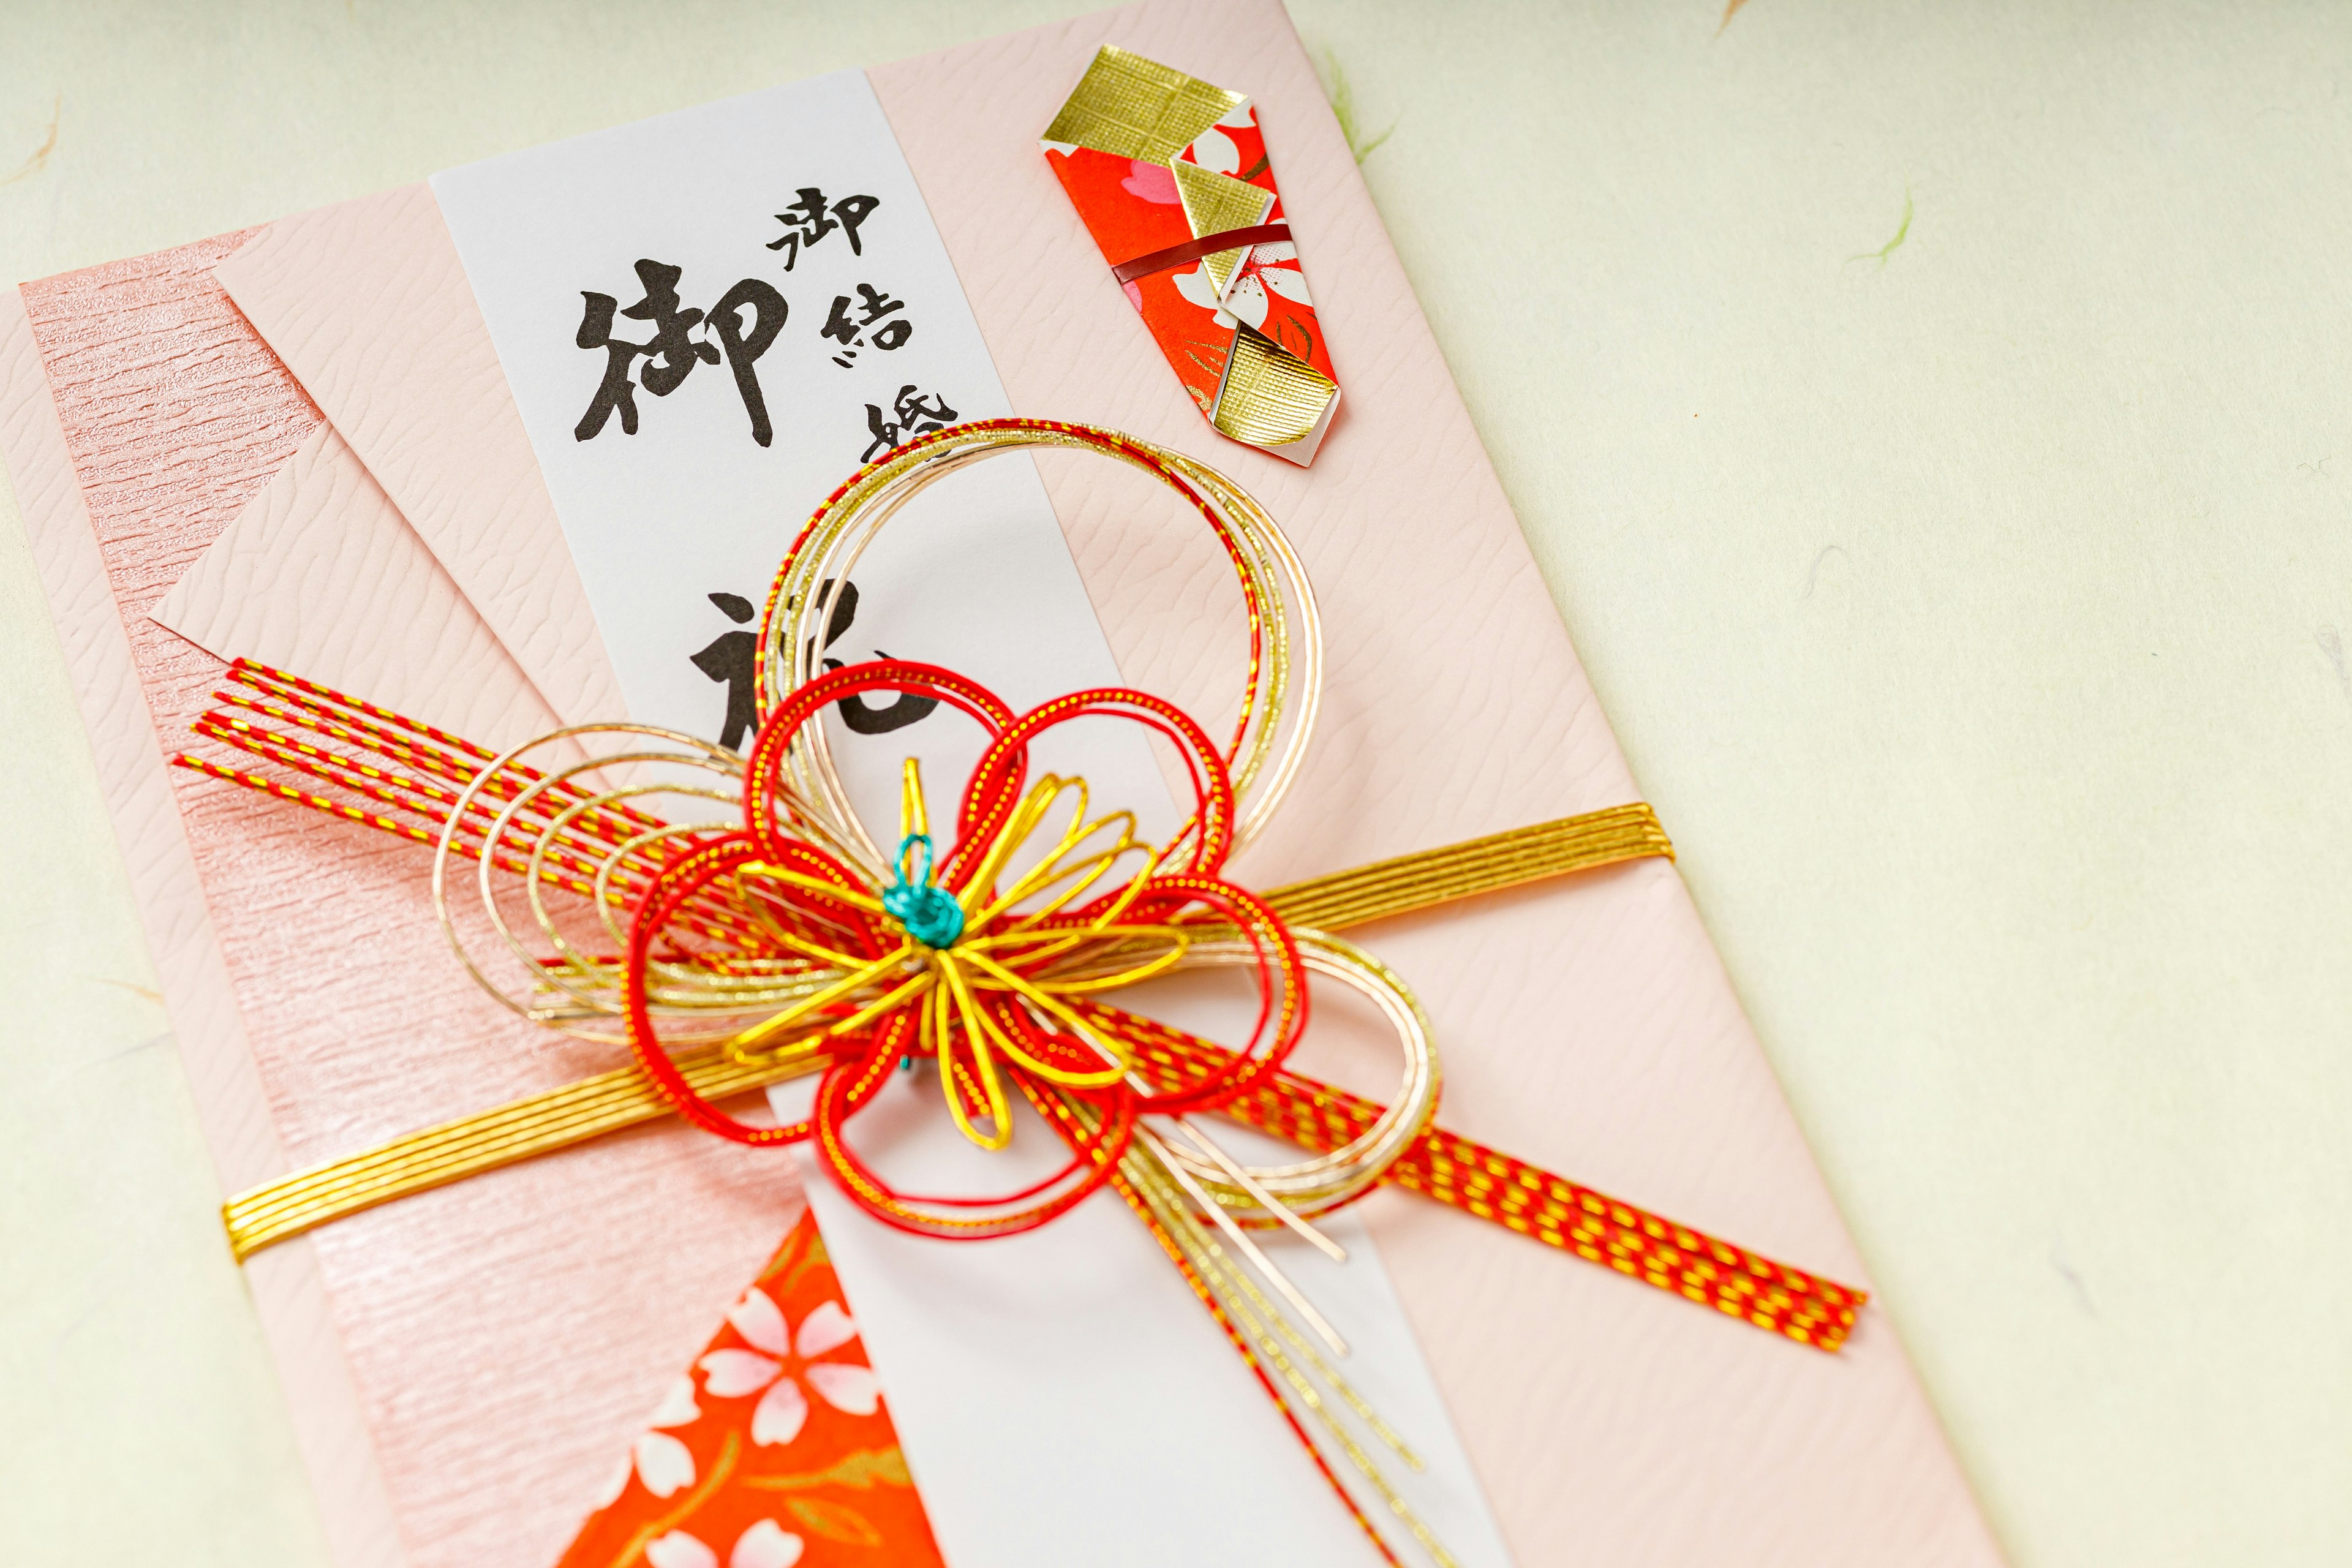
1261;803;1672;933
221;803;1671;1262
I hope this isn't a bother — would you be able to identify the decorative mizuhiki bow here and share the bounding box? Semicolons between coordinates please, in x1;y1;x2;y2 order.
178;420;1865;1568
621;666;1430;1259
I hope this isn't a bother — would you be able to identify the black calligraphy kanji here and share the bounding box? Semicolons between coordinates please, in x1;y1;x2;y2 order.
809;579;938;736
693;578;941;752
764;187;880;270
573;260;788;447
690;592;760;752
575;260;709;438
706;278;788;446
861;385;959;464
823;284;911;367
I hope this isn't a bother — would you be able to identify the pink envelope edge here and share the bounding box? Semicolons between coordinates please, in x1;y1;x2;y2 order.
872;6;2001;1563
212;183;626;735
147;422;567;754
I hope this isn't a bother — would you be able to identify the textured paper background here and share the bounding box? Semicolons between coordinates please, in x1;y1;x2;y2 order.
2;3;2348;1567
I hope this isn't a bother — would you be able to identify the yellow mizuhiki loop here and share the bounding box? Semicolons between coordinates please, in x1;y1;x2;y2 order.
210;801;1673;1264
405;421;1428;1232
371;424;1676;1258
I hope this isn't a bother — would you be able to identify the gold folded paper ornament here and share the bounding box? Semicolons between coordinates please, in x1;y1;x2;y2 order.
1042;48;1344;464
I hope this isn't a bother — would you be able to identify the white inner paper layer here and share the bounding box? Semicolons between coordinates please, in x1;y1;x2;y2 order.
777;1052;1515;1568
432;67;1512;1567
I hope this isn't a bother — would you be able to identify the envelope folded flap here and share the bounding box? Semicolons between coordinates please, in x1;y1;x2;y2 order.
210;184;628;735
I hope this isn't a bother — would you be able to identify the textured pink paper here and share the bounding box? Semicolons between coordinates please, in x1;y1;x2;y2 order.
871;6;1999;1562
14;2;2004;1565
15;249;807;1568
1;273;404;1568
149;423;565;753
212;183;625;731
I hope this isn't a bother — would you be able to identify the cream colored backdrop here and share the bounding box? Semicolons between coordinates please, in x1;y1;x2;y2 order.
2;2;2345;1564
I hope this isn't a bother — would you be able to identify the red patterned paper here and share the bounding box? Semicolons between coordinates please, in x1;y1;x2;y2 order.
1046;105;1332;413
557;1211;945;1568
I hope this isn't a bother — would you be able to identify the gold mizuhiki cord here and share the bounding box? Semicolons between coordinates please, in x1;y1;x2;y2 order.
219;804;1670;1263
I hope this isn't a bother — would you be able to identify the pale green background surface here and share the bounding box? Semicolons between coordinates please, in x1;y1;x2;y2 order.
2;2;2346;1563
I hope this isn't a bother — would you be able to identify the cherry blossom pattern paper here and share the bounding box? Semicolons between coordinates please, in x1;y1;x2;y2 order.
557;1212;945;1568
1042;47;1339;466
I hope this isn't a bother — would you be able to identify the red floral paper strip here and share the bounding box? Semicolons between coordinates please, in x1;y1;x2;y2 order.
557;1211;946;1568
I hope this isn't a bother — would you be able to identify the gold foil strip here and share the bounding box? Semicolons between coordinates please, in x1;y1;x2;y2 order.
1041;45;1245;164
219;804;1672;1262
1213;326;1340;452
1171;160;1273;296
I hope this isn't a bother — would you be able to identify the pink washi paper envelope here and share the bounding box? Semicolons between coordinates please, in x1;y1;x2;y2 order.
0;1;2006;1566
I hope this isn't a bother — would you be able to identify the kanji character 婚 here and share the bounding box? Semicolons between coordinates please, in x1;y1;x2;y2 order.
860;385;959;463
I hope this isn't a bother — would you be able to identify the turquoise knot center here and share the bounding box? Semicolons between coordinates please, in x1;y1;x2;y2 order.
882;832;964;948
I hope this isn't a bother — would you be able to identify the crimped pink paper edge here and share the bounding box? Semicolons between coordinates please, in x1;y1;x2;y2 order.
0;284;410;1568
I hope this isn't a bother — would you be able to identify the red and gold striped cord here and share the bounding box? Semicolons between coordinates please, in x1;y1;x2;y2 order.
1100;1006;1865;1352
